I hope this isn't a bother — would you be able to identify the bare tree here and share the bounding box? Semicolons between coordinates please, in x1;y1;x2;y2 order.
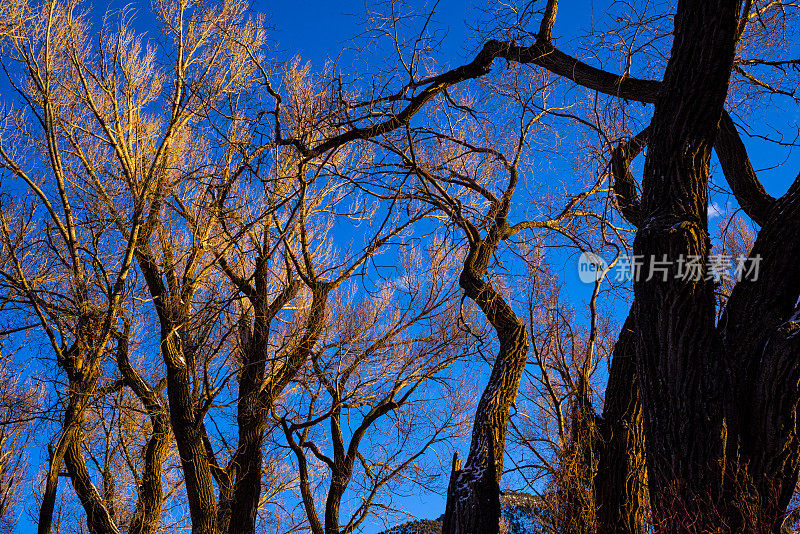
279;240;473;534
0;340;36;534
350;53;623;529
0;0;263;531
478;0;800;530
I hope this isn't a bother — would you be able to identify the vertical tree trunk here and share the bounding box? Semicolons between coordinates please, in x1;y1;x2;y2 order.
161;329;219;534
40;317;121;534
117;333;171;534
442;444;501;534
226;282;326;534
557;375;597;534
595;313;647;534
632;0;741;529
719;181;800;529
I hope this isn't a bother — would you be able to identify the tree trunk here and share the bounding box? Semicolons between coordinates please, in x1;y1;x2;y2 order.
442;442;502;534
719;179;800;530
632;0;742;529
161;329;219;534
226;281;326;534
117;333;171;534
63;434;121;534
557;374;597;534
591;1;800;526
442;240;529;534
595;313;647;534
40;318;121;534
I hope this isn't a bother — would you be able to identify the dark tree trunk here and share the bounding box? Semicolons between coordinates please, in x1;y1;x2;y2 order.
126;420;170;534
64;434;121;534
225;281;326;534
442;446;501;534
595;313;647;534
39;386;95;534
160;328;219;534
116;332;171;534
135;238;220;534
39;316;168;534
573;3;800;525
442;237;529;534
718;179;800;530
40;316;122;534
631;0;742;529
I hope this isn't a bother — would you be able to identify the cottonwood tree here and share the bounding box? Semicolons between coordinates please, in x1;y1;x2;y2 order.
0;0;263;531
3;0;800;532
363;0;800;530
0;183;172;534
500;248;628;534
453;0;800;530
0;4;174;528
0;2;459;532
357;55;625;531
0;2;452;532
205;163;432;534
199;59;446;533
344;0;800;530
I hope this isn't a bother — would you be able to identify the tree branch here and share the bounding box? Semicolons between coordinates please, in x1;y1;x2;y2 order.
611;128;649;227
716;111;776;225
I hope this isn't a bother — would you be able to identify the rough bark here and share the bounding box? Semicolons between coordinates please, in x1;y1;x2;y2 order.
718;177;800;530
224;280;323;534
532;0;800;528
161;328;219;534
558;375;597;534
39;315;121;534
39;391;88;534
42;385;120;534
564;2;800;527
135;233;220;534
63;435;121;534
442;232;529;534
595;313;647;534
632;0;741;529
116;332;171;534
442;435;502;534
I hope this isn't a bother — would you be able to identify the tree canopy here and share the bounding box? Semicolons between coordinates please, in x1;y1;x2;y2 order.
1;0;800;533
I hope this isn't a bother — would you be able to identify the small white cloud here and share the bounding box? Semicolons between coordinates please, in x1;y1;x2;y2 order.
708;202;724;219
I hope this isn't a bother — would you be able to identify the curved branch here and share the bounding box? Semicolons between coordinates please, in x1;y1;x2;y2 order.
538;0;559;43
242;37;662;171
609;115;773;228
716;111;775;225
611;128;650;227
495;40;661;103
